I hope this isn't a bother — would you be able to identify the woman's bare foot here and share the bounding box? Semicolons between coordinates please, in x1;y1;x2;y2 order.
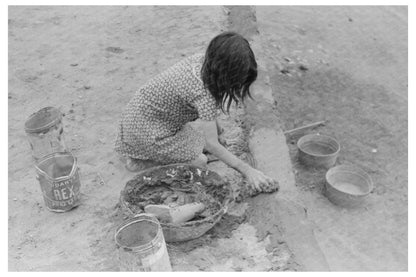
125;157;160;172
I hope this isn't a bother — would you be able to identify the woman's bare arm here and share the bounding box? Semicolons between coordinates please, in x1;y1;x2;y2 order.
199;120;277;191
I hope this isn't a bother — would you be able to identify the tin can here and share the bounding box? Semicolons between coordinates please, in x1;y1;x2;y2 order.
115;214;172;272
35;152;81;212
25;107;67;162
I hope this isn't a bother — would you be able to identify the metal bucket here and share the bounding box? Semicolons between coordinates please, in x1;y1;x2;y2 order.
115;214;172;272
35;152;81;212
297;134;340;169
25;107;67;162
325;165;373;208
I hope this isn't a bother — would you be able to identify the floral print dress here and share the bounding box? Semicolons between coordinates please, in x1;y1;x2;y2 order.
115;54;218;164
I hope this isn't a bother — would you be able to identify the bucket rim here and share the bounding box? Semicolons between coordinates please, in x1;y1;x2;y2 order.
114;213;163;251
297;133;341;157
24;107;62;134
325;164;374;195
35;152;77;181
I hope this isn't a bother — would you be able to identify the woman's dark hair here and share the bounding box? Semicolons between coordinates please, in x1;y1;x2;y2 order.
201;32;257;113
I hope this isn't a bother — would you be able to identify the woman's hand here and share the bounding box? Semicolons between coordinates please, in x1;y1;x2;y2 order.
196;120;279;193
243;167;279;192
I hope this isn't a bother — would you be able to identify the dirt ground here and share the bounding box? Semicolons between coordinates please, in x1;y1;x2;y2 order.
256;6;407;271
8;6;228;271
8;6;407;271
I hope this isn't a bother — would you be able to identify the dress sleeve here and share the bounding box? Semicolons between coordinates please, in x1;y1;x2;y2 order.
184;53;218;121
192;89;218;121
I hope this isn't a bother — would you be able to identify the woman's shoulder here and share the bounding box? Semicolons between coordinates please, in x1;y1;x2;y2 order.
190;54;204;81
138;53;204;94
166;53;204;69
167;53;205;86
158;53;203;78
186;53;204;64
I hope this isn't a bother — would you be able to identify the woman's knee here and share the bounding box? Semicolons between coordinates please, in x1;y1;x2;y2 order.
190;153;208;169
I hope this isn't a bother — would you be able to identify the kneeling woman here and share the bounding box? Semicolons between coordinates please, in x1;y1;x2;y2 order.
115;32;277;191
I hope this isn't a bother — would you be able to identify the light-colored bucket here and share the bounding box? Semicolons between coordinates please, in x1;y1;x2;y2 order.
297;134;340;169
25;107;67;162
35;152;81;212
325;165;373;208
115;214;172;272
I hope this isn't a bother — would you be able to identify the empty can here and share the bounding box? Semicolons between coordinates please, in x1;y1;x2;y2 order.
35;152;81;212
115;214;172;271
25;107;67;162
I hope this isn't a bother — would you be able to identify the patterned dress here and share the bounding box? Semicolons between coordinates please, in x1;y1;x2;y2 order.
115;54;218;164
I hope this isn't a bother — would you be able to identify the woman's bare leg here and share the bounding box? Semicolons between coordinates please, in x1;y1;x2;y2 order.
189;153;208;169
